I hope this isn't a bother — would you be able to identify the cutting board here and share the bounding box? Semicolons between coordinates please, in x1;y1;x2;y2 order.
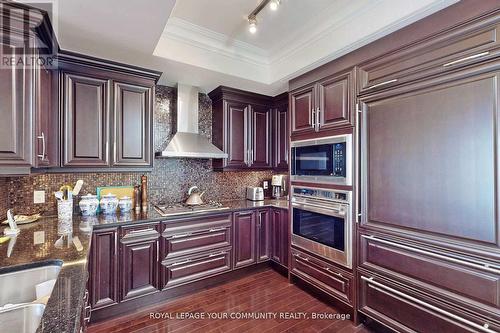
96;186;135;212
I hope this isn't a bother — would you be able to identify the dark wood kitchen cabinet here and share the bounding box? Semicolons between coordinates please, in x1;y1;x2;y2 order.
250;105;272;168
0;3;58;175
359;67;500;250
290;70;353;138
62;70;111;167
210;86;287;171
273;93;289;170
89;227;119;309
233;210;257;268
257;209;271;262
119;224;160;301
58;51;160;170
271;208;289;267
112;82;153;167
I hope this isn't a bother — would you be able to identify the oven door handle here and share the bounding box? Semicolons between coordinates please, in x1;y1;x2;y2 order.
292;201;347;218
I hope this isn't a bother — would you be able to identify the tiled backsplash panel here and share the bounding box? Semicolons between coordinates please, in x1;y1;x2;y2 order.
1;86;275;217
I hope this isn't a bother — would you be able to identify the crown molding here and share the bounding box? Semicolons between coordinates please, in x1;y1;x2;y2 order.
162;17;269;66
155;0;459;85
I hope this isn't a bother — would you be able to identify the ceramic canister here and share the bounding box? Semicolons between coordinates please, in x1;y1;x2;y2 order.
100;193;119;214
119;196;133;213
79;194;99;216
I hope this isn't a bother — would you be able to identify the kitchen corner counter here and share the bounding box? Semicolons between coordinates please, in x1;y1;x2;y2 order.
0;218;91;333
0;198;288;333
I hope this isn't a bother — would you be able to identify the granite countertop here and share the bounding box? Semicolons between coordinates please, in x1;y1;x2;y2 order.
0;198;288;332
0;217;91;333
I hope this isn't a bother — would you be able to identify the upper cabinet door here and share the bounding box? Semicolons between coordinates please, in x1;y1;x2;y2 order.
113;82;153;167
290;85;315;135
0;46;32;169
63;71;110;167
274;105;289;170
225;100;249;168
360;67;500;251
250;105;271;168
318;71;353;130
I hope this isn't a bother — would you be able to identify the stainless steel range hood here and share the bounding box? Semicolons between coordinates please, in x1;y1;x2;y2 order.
155;84;228;159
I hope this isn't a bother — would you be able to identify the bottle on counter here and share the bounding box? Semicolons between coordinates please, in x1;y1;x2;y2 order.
134;185;141;213
141;175;148;212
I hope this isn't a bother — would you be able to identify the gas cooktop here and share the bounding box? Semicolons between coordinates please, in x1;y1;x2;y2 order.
153;201;229;217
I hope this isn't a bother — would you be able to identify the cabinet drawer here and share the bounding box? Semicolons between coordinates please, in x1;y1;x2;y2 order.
358;17;500;93
162;215;232;259
161;248;231;289
290;249;352;305
360;233;500;309
359;272;499;333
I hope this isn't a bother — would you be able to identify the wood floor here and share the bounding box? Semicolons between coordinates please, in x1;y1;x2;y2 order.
88;269;371;333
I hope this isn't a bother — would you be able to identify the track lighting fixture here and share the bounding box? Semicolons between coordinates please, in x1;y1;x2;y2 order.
269;0;280;11
247;0;283;34
248;16;257;34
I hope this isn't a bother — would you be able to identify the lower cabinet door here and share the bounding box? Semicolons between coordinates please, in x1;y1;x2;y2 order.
271;208;289;267
291;249;352;305
120;232;160;301
233;210;257;268
359;271;500;333
257;209;271;262
90;227;119;309
162;249;232;289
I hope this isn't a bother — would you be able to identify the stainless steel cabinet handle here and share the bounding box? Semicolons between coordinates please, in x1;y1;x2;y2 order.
316;107;321;132
294;254;309;261
166;259;192;267
37;132;46;160
127;228;156;235
443;51;490;67
209;251;227;257
361;235;500;274
167;232;192;239
311;109;315;129
365;79;398;90
361;276;495;333
84;304;92;323
209;227;227;232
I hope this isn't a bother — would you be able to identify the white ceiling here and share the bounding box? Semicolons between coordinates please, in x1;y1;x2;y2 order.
21;0;459;96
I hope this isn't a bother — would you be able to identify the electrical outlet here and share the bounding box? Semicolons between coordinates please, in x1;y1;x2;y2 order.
34;190;45;204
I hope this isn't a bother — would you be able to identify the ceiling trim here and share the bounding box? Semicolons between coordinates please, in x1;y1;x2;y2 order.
155;0;460;86
162;17;269;66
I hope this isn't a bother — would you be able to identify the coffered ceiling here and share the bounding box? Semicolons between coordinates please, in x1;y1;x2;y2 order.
22;0;459;95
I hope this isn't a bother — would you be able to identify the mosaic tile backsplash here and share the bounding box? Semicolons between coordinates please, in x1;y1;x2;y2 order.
0;86;276;217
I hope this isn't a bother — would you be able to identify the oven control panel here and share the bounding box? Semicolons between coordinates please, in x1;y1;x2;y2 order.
292;187;348;202
333;143;346;176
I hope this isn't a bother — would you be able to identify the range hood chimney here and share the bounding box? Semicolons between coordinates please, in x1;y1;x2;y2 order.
155;84;228;159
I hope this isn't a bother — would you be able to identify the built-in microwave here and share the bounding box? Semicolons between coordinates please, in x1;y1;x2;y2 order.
291;134;352;185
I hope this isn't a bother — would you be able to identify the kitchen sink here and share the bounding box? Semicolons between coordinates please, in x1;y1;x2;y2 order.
0;262;62;307
0;304;45;333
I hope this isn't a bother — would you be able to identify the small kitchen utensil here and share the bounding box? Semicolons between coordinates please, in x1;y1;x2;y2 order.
54;191;64;201
185;186;205;206
54;236;64;249
72;180;84;196
4;210;20;236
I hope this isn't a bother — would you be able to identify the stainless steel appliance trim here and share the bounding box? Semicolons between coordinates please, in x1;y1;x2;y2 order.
290;134;352;186
316;107;321;131
361;276;495;333
292;201;345;218
362;234;500;274
291;185;352;269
